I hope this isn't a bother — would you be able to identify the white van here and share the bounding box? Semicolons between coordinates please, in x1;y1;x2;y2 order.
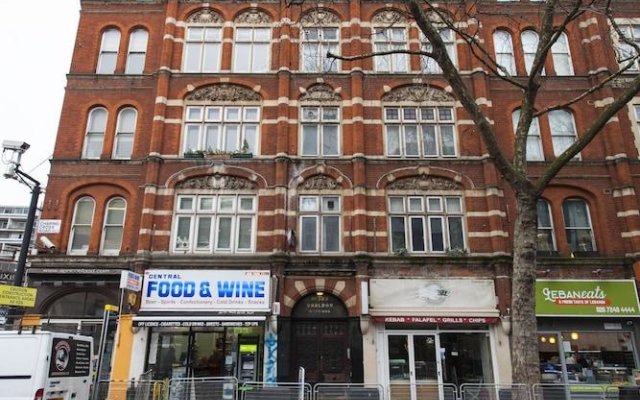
0;330;94;400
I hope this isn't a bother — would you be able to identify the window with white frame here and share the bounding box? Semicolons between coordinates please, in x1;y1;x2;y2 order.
301;106;340;156
421;29;456;73
301;27;339;72
616;24;640;72
389;195;465;253
69;197;95;255
551;32;573;75
521;30;540;74
97;29;120;74
299;195;341;253
373;27;408;72
234;27;271;72
183;26;222;73
493;30;516;75
173;194;256;253
385;107;456;158
512;109;543;161
562;198;595;252
537;199;556;252
101;197;126;255
183;105;259;154
125;29;148;74
83;108;108;159
549;109;578;158
113;108;136;159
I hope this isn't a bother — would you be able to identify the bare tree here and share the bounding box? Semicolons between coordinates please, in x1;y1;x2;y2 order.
324;0;640;385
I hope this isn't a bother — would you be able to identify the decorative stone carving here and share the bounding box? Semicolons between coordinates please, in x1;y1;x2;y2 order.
186;84;261;102
235;9;271;24
372;10;408;25
186;9;223;24
382;85;454;103
300;84;341;102
177;175;257;190
301;175;339;190
387;175;461;191
301;9;341;26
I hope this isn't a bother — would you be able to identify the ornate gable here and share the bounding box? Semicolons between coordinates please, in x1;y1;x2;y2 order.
177;175;257;190
301;9;341;26
300;84;341;103
388;175;461;191
382;85;454;103
186;9;223;24
186;84;261;102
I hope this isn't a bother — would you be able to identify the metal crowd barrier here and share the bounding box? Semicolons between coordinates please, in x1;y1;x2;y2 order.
239;381;312;400
314;382;384;400
168;376;238;400
94;379;162;400
92;380;640;400
460;383;531;400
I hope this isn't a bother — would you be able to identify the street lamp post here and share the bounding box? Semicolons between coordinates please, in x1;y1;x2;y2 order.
1;140;41;288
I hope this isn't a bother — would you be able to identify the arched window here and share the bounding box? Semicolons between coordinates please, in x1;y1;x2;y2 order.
512;109;543;161
549;109;578;157
97;29;120;74
125;29;148;74
521;30;540;74
182;84;261;155
69;197;95;255
233;10;272;73
45;291;111;318
551;32;573;75
183;9;223;73
372;10;408;73
537;199;555;252
562;199;595;253
421;29;456;73
300;10;340;72
493;30;515;75
113;108;137;159
101;197;126;255
83;108;108;159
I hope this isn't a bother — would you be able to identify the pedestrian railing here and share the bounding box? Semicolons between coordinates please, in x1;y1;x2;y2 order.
239;381;312;400
92;380;640;400
314;382;384;400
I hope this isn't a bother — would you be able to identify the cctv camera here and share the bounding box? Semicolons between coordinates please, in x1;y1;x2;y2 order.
2;140;30;152
40;236;56;250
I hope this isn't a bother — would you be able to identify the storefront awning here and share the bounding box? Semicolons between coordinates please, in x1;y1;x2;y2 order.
132;315;266;328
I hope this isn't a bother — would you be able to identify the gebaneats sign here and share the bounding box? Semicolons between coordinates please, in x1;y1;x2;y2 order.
536;280;640;317
141;270;270;311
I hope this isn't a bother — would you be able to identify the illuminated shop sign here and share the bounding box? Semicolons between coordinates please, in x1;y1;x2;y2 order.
141;270;270;311
536;280;640;317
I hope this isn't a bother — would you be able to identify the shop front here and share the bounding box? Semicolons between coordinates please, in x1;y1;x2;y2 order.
536;279;640;387
368;279;506;400
127;269;271;383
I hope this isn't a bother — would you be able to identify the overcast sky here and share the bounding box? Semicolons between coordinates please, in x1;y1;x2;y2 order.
0;1;80;206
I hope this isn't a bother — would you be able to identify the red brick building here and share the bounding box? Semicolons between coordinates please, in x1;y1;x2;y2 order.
29;0;640;391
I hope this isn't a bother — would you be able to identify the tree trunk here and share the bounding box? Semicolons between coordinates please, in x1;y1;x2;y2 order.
511;191;540;384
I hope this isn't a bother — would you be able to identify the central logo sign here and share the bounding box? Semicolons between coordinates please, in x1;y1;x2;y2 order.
417;283;451;305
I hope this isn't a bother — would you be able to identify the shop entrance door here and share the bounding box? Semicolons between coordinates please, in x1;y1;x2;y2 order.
290;293;351;383
293;320;349;383
387;333;443;400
